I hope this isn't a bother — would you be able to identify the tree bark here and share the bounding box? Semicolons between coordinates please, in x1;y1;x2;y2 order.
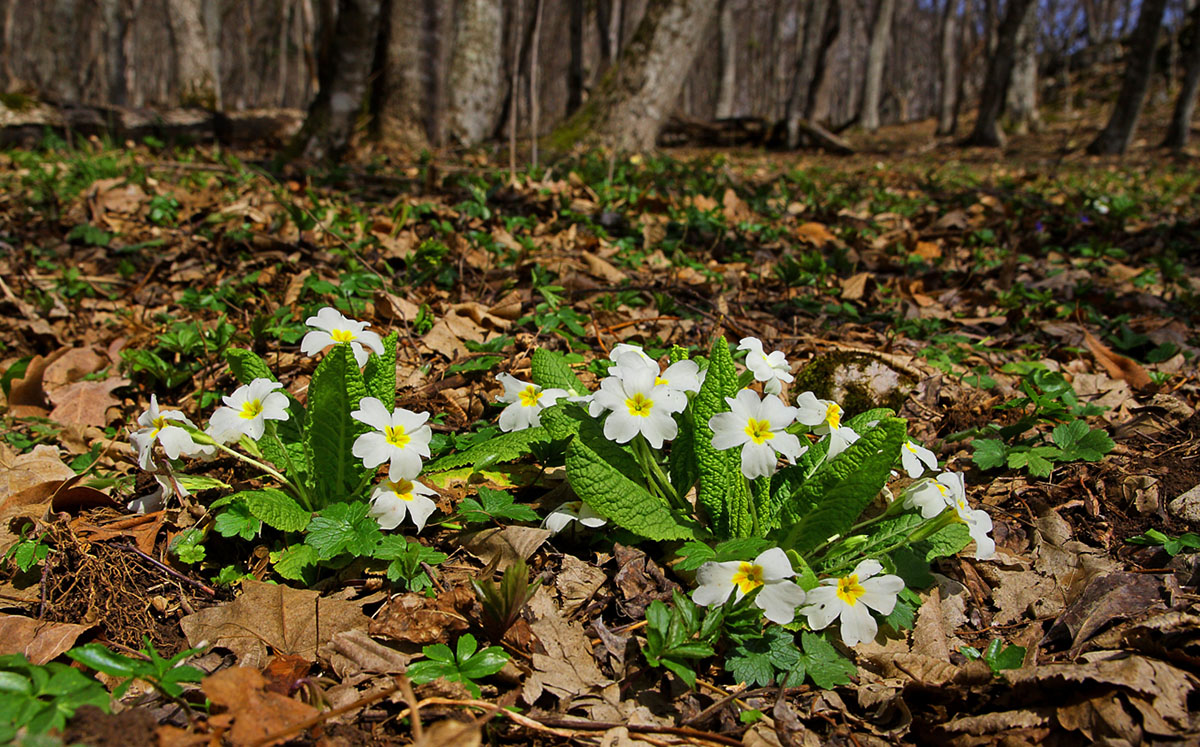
715;0;737;118
1087;0;1169;155
784;0;840;145
936;0;960;135
962;0;1033;147
1163;2;1200;149
566;0;583;115
549;0;721;152
1005;0;1040;134
165;0;218;108
286;0;384;162
861;0;895;131
376;0;429;148
445;0;505;146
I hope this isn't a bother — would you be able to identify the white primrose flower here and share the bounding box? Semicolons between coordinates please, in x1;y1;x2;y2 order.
802;559;904;647
300;306;384;367
589;354;686;448
708;389;806;479
949;494;995;561
351;397;433;481
131;395;212;470
901;471;963;519
795;391;859;458
207;378;290;444
901;440;939;479
692;548;807;625
738;337;794;395
127;471;190;514
542;501;607;535
608;345;701;395
368;478;439;532
496;373;567;432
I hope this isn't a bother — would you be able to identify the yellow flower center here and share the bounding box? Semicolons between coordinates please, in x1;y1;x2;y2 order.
904;442;918;454
655;376;668;386
330;328;357;343
151;415;168;436
390;480;416;502
935;483;949;497
625;393;654;417
384;424;410;448
519;385;542;407
239;399;263;420
731;562;764;594
743;417;775;444
825;403;843;429
836;574;865;606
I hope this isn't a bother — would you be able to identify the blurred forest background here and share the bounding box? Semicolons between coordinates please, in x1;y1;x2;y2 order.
0;0;1198;158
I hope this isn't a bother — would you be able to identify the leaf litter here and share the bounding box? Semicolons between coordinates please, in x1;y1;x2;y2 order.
0;134;1197;745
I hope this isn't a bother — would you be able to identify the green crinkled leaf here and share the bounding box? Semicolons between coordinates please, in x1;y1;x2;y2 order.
364;331;398;405
845;408;895;430
225;347;276;385
692;336;753;539
669;407;698;498
1052;420;1114;462
273;544;319;581
530;348;587;395
425;427;552;472
242;488;311;532
800;631;856;689
924;522;971;561
780;417;907;554
540;402;588;442
305;501;382;560
565;418;696;541
213;501;260;540
303;344;369;508
971;438;1008;470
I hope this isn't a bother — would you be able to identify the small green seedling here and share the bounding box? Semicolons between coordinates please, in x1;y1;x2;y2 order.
1127;528;1200;556
960;639;1025;676
405;634;510;698
0;653;111;741
641;592;720;689
67;637;206;700
472;557;541;643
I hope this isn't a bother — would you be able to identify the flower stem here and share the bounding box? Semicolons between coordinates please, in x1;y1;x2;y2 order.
634;436;687;513
199;433;312;511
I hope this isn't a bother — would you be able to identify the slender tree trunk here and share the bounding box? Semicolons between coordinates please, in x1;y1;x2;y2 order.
861;0;895;131
550;0;721;152
446;0;505;145
1005;0;1040;134
165;0;218;107
566;0;584;115
376;0;429;148
962;0;1033;147
1163;3;1200;149
286;0;384;161
936;0;960;135
1087;0;1169;154
715;0;737;118
784;0;839;145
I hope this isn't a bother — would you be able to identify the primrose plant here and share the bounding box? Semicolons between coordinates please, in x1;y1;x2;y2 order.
450;334;997;688
129;307;446;590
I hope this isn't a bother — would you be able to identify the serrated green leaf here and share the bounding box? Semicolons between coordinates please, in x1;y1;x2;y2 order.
303;344;369;508
673;541;716;571
305;502;382;559
425;427;552;472
564;418;696;541
213;501;260;540
1053;420;1113;461
692;336;753;538
243;488;311;532
364;331;398;405
540;402;588;442
971;438;1009;470
1008;445;1060;477
225;348;275;385
530;348;587;394
800;631;856;689
668;407;699;498
845;408;895;430
780;417;907;554
457;486;539;523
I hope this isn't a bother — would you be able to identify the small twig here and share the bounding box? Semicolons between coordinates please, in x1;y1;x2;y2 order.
115;542;216;596
532;716;745;746
397;676;422;743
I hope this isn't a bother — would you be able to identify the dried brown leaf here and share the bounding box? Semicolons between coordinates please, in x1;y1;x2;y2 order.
1082;328;1155;392
202;666;318;747
47;377;129;427
368;586;472;645
0;614;92;665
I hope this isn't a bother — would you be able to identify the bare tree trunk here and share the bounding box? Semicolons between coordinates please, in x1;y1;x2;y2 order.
715;0;737;118
1005;0;1040;134
446;0;505;145
376;0;429;148
936;0;960;135
529;0;543;166
784;0;840;145
1087;0;1169;155
549;0;721;152
861;0;895;131
1163;2;1200;149
962;0;1033;147
566;0;583;115
286;0;384;161
165;0;218;107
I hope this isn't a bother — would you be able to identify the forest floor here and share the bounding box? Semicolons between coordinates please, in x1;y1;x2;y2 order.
0;115;1199;746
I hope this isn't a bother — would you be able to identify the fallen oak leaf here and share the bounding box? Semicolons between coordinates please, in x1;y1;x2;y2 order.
48;377;130;427
1082;328;1156;393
